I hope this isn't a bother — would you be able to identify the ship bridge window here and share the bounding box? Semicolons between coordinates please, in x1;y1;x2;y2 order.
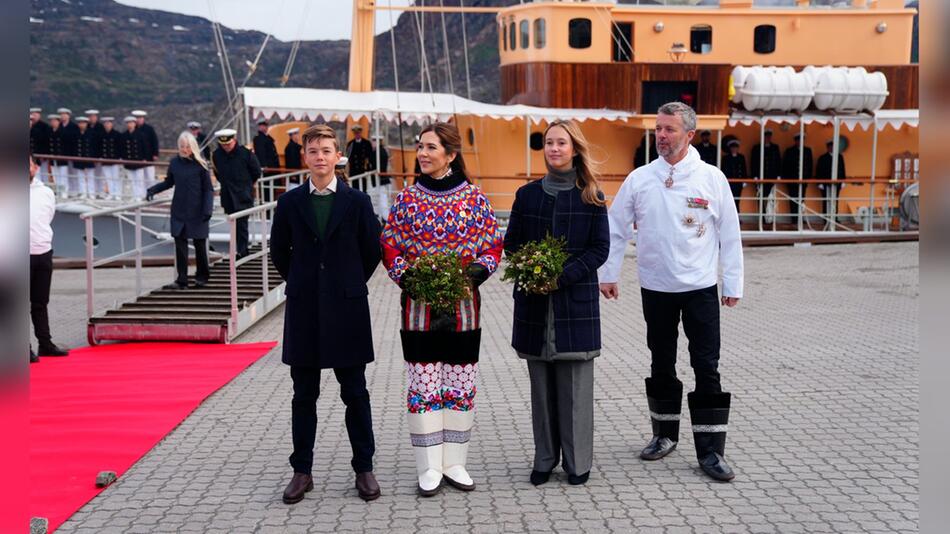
509;20;516;51
612;22;633;62
690;24;712;54
754;25;776;54
534;18;546;49
520;20;530;49
569;18;592;49
501;22;506;51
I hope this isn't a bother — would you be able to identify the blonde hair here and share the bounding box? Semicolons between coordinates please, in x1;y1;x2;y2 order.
177;131;209;170
543;120;606;207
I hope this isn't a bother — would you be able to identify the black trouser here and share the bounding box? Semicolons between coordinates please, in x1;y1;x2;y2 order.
290;364;375;475
30;250;54;345
785;181;804;216
235;217;249;257
641;285;722;394
174;237;210;286
729;182;743;213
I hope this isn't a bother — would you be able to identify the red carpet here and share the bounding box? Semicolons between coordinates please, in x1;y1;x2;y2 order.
29;341;277;532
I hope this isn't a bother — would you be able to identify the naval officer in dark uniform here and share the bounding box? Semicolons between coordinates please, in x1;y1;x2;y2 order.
721;139;747;212
694;129;718;167
284;127;303;170
781;134;813;218
30;107;52;183
212;128;262;258
133;110;160;187
751;129;782;202
99;117;123;199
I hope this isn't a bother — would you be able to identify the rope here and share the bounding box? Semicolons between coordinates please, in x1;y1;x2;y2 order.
591;4;632;62
387;0;408;174
411;2;436;106
438;0;455;96
280;0;309;86
459;0;473;100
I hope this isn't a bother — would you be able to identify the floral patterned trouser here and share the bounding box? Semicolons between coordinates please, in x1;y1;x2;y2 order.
406;361;477;413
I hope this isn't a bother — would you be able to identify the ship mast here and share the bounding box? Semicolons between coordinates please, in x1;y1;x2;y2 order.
347;0;503;93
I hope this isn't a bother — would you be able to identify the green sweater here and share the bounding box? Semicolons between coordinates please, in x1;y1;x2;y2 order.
309;193;335;239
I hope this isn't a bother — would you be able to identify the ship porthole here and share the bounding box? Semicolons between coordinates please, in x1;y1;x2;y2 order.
529;132;544;151
82;235;100;249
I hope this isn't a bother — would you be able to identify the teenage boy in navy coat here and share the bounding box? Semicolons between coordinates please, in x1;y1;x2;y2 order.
270;124;383;504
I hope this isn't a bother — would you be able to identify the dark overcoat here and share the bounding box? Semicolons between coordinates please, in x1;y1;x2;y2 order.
503;180;610;357
99;129;122;160
782;145;814;180
59;121;80;158
30;120;51;156
270;180;382;368
751;142;782;178
212;145;262;214
121;129;148;170
253;132;280;169
74;129;98;170
139;122;160;160
147;156;214;239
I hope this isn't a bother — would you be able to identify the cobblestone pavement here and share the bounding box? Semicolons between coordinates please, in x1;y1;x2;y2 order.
44;242;918;533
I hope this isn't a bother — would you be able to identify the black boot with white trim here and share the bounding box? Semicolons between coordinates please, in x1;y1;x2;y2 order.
640;377;683;460
687;391;735;482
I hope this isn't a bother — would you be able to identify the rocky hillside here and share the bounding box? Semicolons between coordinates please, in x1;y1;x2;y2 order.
30;0;512;148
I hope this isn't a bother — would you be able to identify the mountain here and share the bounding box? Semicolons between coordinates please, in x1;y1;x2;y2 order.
30;0;513;148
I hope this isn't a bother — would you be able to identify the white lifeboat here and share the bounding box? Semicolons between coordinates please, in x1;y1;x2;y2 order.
732;66;813;112
805;66;889;112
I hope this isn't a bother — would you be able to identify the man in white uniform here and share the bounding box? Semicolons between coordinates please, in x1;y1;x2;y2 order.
30;156;70;362
599;102;744;482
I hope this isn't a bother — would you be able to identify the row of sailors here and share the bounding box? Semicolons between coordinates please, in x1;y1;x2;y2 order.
30;107;160;198
639;129;848;212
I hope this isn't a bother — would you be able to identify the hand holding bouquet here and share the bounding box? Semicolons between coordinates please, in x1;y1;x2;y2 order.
402;253;472;313
502;235;569;295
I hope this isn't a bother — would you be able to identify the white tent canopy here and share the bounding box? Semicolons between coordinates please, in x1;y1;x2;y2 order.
241;87;636;125
728;109;918;131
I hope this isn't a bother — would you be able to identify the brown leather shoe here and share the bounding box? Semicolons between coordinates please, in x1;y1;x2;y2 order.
282;473;313;504
355;471;380;501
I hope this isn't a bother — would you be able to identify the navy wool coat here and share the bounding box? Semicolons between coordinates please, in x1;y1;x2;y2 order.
147;156;214;239
503;180;610;357
270;180;382;368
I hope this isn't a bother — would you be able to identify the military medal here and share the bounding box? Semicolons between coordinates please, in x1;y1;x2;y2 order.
682;214;696;226
687;197;709;209
664;167;675;188
696;223;707;237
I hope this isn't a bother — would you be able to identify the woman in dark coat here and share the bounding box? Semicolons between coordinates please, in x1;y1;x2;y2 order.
147;131;214;289
503;119;610;486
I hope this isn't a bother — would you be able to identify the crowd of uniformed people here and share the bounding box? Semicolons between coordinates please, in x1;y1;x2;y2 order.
684;128;848;212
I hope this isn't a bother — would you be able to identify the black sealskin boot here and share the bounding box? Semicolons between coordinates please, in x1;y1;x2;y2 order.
640;377;683;460
688;392;735;482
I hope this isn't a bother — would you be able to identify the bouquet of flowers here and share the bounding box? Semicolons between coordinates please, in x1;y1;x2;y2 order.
402;253;472;313
502;235;569;295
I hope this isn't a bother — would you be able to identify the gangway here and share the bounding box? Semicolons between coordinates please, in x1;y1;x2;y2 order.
81;170;309;344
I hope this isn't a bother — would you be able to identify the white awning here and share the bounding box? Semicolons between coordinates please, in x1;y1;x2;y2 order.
241;87;635;125
728;110;918;131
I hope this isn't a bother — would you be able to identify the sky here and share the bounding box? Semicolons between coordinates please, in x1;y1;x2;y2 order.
114;0;416;41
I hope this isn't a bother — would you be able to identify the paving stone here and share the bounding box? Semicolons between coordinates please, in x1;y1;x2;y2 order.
46;243;918;533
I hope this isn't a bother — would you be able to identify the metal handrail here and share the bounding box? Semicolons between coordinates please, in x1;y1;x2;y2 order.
226;199;280;337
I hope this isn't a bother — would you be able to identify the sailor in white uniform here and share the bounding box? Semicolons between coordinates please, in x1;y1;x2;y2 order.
598;102;743;482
